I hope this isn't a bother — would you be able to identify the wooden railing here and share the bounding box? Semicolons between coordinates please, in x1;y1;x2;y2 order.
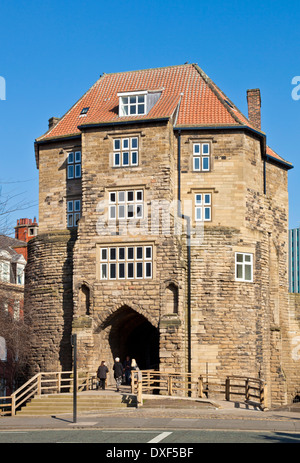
131;370;200;398
0;370;92;416
224;376;267;408
1;369;267;416
132;371;267;409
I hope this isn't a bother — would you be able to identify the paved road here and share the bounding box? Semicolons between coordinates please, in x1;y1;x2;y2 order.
1;396;300;446
1;428;300;444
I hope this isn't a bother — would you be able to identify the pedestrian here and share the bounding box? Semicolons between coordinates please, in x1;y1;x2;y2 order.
123;356;132;385
131;358;138;370
113;357;123;392
97;361;109;390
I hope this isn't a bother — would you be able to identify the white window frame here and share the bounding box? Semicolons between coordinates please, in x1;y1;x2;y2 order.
100;245;153;281
67;151;81;179
0;260;10;283
193;143;210;172
16;263;25;285
113;136;139;167
109;189;143;220
118;91;147;117
67;199;81;228
235;252;253;282
195;193;211;222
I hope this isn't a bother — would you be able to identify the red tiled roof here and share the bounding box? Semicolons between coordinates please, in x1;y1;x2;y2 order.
37;64;256;141
36;63;292;168
266;146;292;167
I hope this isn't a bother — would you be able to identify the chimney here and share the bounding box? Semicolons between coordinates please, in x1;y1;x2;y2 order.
48;116;60;130
247;89;261;130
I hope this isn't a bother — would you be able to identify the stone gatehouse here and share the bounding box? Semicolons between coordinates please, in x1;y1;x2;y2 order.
24;63;300;407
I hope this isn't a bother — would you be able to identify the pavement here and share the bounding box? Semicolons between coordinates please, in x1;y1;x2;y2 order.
1;386;300;434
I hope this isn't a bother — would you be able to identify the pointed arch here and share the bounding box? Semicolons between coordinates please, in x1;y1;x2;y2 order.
96;304;159;370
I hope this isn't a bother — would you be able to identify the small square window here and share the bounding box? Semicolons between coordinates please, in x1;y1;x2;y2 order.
80;107;89;115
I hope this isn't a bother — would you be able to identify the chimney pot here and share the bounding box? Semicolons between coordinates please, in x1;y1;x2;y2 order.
247;89;261;130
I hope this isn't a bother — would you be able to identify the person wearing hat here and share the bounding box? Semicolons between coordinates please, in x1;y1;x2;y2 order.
113;357;123;392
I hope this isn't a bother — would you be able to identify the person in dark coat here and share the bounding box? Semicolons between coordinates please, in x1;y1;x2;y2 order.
113;357;123;392
123;356;132;385
97;361;109;390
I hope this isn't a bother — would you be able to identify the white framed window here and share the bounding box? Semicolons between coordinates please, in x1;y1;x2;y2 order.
67;151;81;179
0;260;10;283
67;199;81;228
109;189;143;220
118;91;147;117
235;252;253;282
100;245;153;280
16;264;25;285
195;193;211;221
113;137;139;167
193;143;210;172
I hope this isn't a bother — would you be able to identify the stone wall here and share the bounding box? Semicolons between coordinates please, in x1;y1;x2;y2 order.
27;119;300;406
24;231;75;374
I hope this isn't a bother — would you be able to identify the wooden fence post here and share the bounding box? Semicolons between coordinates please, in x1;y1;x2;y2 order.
37;373;41;396
137;371;143;406
245;378;250;401
260;381;265;407
225;377;230;401
11;394;16;416
198;376;203;398
167;376;172;396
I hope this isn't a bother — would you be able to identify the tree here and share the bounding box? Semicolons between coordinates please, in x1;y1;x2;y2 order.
0;183;37;235
0;293;31;394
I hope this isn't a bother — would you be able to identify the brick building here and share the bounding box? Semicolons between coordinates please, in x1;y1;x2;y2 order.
26;63;300;406
0;218;38;395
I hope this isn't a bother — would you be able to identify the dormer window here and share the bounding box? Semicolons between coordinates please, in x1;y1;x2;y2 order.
118;90;161;117
118;91;147;116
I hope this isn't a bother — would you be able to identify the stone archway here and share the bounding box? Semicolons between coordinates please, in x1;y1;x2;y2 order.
100;305;159;370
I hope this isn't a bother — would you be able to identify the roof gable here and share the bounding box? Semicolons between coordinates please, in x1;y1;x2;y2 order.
35;63;292;169
37;64;257;142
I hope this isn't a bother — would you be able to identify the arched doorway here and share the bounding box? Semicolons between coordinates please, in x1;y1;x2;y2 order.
101;305;159;370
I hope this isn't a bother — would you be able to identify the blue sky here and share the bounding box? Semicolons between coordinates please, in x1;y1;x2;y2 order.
0;0;299;233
